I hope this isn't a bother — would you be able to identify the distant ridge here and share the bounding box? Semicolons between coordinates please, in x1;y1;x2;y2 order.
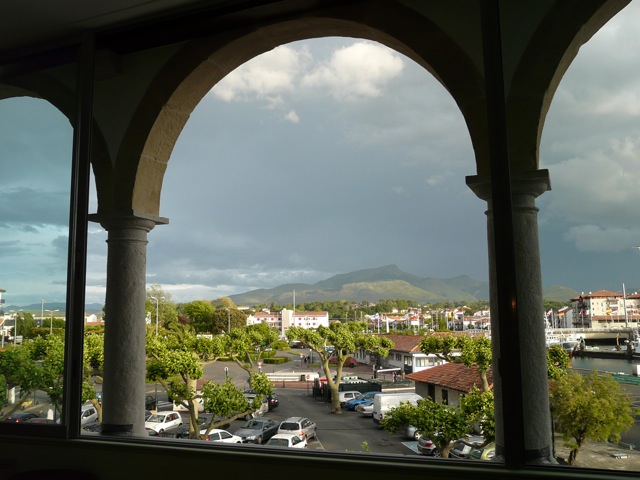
229;265;490;305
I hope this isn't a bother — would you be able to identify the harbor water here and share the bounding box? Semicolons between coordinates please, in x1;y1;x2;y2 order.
571;355;640;375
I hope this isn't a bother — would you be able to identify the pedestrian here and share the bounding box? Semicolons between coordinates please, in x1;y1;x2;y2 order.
393;372;397;383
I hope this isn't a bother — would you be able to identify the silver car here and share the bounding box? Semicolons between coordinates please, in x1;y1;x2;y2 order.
277;416;317;440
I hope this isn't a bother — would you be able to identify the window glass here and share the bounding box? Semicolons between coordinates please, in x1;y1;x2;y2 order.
539;1;640;471
0;92;74;427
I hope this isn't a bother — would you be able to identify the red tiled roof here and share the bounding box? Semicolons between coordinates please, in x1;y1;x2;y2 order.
378;334;423;353
405;363;493;393
571;290;621;300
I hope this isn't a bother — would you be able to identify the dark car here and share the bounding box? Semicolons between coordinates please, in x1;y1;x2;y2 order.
145;395;157;410
243;390;279;411
3;412;39;423
449;435;485;459
233;417;280;444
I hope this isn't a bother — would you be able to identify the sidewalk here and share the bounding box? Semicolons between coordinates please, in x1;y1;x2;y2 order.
553;435;640;471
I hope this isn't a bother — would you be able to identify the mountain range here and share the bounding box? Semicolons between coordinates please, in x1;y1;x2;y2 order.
229;265;579;305
230;265;467;305
4;266;579;314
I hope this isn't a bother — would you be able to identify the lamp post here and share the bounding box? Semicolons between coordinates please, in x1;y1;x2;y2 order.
225;308;231;334
9;309;23;343
40;299;44;327
148;296;161;405
149;296;160;336
45;309;59;335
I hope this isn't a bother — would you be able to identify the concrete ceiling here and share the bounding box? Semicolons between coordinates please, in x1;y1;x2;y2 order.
0;0;229;54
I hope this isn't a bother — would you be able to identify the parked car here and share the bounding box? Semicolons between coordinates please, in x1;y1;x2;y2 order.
265;433;307;449
144;411;183;434
233;417;280;444
3;412;39;423
417;436;441;457
277;416;317;440
405;425;423;440
343;391;381;410
80;404;98;426
242;391;269;419
449;435;486;460
244;390;279;411
338;390;362;406
355;400;374;417
467;442;496;461
144;395;157;410
24;417;56;424
202;428;243;443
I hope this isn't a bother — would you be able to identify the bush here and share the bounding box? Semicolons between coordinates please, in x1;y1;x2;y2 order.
263;356;290;365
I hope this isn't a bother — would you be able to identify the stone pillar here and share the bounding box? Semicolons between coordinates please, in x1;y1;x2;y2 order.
89;213;166;437
466;169;554;464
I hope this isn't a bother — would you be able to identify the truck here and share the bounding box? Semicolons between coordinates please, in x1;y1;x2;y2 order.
372;392;422;424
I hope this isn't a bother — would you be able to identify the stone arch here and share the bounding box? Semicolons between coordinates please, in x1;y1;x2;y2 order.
503;0;629;174
110;1;485;218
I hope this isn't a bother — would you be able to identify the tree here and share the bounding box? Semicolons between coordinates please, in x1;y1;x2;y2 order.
225;323;280;374
419;333;492;392
546;345;571;380
381;388;495;458
286;322;393;414
199;372;273;440
146;285;179;333
13;312;37;340
146;323;227;436
550;370;636;465
181;300;216;333
0;346;41;415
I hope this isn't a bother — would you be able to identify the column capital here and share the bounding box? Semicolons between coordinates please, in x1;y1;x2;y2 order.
88;211;169;232
466;169;551;203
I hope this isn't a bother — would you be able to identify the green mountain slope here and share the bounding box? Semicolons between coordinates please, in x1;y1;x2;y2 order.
229;265;488;305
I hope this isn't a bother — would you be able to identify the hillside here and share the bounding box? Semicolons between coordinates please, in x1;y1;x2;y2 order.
229;265;489;305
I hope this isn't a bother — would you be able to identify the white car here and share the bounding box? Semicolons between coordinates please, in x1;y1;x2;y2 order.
145;411;183;434
265;433;307;449
338;390;362;406
201;428;242;443
355;400;374;417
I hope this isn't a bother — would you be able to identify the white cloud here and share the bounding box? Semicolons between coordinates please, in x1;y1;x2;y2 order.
211;44;312;102
301;42;404;102
284;110;299;123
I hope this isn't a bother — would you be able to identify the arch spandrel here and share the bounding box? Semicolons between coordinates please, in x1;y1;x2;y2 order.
503;0;630;174
123;2;485;218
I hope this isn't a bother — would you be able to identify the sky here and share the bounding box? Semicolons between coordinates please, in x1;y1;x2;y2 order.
2;2;640;306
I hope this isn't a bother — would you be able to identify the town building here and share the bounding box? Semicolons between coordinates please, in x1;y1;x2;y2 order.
354;334;446;374
570;290;640;329
246;309;329;337
406;363;494;407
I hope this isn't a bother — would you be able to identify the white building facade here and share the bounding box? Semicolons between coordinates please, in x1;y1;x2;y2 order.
246;309;329;338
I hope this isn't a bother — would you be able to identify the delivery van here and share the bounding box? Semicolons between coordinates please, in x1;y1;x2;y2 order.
372;392;422;424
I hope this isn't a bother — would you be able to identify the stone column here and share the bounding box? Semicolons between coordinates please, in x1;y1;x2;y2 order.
466;169;554;464
89;213;166;437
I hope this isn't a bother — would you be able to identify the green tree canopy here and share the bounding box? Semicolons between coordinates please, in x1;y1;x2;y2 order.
550;370;636;465
286;322;393;414
419;334;492;392
381;389;494;458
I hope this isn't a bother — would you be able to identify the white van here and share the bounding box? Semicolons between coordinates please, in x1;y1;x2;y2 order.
372;392;422;424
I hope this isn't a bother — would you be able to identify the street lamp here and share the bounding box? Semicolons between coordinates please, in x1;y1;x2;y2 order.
225;308;231;334
149;296;160;336
40;299;44;327
9;309;23;341
45;309;59;335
